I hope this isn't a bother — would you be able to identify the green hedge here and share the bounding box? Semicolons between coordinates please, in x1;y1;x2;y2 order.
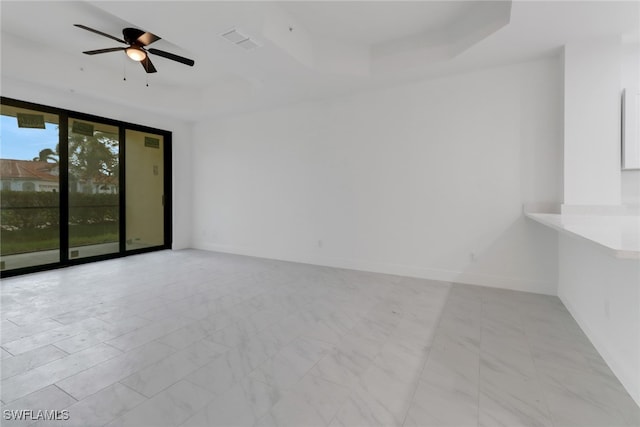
0;191;118;230
1;191;59;230
69;192;118;225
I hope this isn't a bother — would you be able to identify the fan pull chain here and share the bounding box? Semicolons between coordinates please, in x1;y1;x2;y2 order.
146;74;149;87
123;58;127;81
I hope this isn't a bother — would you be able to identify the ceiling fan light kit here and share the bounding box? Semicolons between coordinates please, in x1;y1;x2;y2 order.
74;24;195;74
125;46;146;62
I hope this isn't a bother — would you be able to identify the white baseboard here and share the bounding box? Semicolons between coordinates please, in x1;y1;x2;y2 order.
192;241;556;295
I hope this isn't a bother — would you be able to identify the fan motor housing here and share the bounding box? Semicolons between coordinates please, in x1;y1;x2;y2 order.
123;28;146;45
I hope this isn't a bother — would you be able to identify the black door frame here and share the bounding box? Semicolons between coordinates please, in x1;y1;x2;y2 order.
0;96;173;278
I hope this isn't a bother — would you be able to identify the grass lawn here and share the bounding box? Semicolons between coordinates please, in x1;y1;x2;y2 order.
1;223;118;255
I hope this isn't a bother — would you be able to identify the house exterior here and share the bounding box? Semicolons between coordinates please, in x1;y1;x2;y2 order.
0;159;117;193
0;159;59;192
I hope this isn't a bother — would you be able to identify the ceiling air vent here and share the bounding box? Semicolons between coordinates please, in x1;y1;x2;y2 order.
221;29;261;51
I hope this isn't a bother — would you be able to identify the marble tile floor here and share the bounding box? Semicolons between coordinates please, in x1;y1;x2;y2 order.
0;249;638;427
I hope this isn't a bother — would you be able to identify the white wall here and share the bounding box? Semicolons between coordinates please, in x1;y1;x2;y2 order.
192;57;563;294
623;171;640;206
558;235;640;405
1;77;193;249
563;37;622;207
622;43;640;206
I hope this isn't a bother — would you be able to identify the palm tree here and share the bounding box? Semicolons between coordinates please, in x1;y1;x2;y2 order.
32;145;59;163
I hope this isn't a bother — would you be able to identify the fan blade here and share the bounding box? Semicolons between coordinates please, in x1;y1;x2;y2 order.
74;24;126;44
83;47;125;55
141;56;157;73
148;48;194;66
137;32;161;46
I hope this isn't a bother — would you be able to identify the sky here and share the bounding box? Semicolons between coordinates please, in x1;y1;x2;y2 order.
0;115;59;161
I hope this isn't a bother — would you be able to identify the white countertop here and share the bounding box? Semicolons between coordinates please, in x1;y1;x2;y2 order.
526;213;640;260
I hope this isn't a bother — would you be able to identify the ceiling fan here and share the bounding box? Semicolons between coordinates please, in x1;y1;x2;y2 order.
74;24;195;73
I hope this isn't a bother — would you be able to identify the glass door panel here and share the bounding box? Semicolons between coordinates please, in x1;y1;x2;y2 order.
125;129;164;250
68;118;119;259
0;105;60;271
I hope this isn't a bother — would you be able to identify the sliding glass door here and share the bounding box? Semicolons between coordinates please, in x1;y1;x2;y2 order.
68;118;120;260
0;97;171;276
0;104;61;270
125;129;165;251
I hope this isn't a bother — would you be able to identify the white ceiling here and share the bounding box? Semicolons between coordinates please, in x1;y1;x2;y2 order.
1;1;638;122
280;2;475;45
